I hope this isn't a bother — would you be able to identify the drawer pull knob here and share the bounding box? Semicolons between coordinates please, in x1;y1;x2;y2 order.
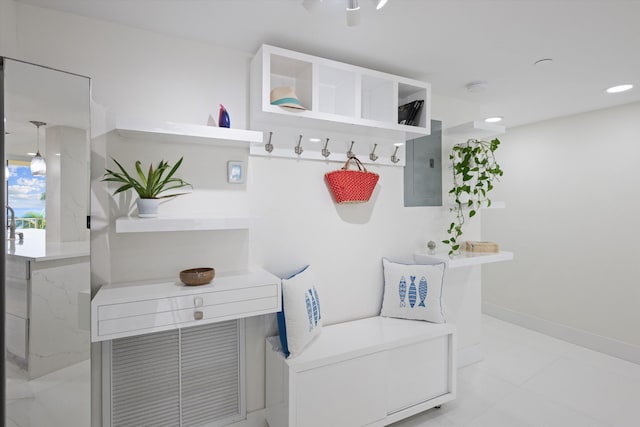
194;297;203;307
194;311;203;320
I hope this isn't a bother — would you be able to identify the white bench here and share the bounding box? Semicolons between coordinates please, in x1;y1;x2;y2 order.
265;316;456;427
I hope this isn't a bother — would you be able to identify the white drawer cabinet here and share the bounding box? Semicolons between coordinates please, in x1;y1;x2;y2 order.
6;257;29;279
266;317;456;427
91;269;281;342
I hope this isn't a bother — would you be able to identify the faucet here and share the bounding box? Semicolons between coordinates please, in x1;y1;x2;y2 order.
6;206;16;240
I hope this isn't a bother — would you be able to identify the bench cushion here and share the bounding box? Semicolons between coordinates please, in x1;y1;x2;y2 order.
380;258;446;323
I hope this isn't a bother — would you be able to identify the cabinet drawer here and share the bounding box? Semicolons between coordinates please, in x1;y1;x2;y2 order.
386;335;451;414
6;313;28;359
295;352;387;427
6;258;29;279
98;284;278;321
98;295;278;338
6;276;28;318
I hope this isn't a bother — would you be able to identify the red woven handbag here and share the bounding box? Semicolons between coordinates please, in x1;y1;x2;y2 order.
324;156;379;204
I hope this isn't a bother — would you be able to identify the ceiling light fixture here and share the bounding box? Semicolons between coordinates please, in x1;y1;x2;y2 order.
372;0;388;9
29;120;47;176
605;84;634;94
533;58;553;66
302;0;322;12
484;116;503;123
465;81;489;93
346;0;361;27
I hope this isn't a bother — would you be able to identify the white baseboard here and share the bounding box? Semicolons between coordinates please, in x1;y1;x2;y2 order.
482;302;640;365
226;409;267;427
457;343;483;368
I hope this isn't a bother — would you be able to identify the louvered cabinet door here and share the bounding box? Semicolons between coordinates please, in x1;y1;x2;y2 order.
109;330;181;427
105;320;245;427
181;321;244;426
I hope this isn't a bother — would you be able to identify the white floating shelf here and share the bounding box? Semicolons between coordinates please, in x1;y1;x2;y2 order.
91;268;281;342
115;216;253;233
115;119;263;146
445;121;505;142
414;251;513;269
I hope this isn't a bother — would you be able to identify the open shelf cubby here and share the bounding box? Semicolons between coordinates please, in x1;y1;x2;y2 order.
251;44;432;143
270;53;313;111
318;64;357;117
361;74;395;123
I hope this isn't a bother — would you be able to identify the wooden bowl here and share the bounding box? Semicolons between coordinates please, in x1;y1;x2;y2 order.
180;267;215;286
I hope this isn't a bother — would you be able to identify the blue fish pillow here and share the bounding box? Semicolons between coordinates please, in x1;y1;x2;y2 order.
380;258;446;323
277;265;323;358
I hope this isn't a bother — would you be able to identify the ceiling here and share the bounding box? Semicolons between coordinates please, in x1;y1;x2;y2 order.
14;0;640;128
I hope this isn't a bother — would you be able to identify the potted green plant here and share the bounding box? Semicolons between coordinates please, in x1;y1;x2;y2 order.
103;157;192;218
442;138;503;255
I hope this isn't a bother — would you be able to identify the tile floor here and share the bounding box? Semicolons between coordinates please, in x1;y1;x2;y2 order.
5;358;90;427
4;315;640;427
392;315;640;427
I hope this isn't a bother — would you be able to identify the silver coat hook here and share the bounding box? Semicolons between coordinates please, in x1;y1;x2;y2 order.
369;144;378;162
294;134;304;155
347;141;355;158
391;146;401;164
321;138;331;158
265;131;274;153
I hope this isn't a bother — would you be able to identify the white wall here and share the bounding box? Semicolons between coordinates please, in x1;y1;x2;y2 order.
482;102;640;362
0;0;17;58
6;3;487;426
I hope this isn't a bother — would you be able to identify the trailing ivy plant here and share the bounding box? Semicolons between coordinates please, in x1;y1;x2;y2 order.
442;138;503;255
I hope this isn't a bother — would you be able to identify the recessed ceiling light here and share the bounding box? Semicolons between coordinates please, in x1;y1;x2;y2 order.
394;142;405;147
27;152;36;156
534;58;553;66
484;116;503;123
302;0;322;12
605;84;633;94
465;81;489;93
309;138;321;143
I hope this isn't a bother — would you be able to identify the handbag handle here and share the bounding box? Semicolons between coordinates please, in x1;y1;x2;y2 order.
342;156;368;172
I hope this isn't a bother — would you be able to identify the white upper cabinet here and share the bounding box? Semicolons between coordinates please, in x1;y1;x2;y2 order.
250;45;431;142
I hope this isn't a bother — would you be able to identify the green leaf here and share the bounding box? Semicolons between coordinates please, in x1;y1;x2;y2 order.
469;210;476;218
103;157;191;199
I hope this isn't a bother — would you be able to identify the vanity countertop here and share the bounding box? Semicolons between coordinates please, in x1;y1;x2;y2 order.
5;229;89;262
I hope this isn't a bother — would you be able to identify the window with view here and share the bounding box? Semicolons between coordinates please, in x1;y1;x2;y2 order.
6;160;46;229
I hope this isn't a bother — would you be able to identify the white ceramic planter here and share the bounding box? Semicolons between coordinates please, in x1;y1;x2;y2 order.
136;198;160;218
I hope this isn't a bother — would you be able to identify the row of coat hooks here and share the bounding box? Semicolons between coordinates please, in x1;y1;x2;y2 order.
263;132;403;164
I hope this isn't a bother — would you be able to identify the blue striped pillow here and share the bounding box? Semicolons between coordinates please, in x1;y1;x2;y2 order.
277;265;323;358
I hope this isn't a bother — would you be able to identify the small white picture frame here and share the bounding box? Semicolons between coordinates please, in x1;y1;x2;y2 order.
227;161;245;184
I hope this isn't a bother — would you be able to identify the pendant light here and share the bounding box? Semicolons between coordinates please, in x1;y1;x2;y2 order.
346;0;361;27
29;120;47;176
